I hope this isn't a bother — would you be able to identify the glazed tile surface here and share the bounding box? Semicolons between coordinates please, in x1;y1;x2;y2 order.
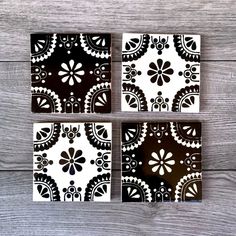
33;122;112;201
121;122;202;202
121;34;201;112
31;34;111;113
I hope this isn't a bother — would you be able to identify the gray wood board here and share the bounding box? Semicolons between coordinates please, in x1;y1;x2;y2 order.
0;171;235;236
0;0;236;235
0;62;236;170
0;0;236;61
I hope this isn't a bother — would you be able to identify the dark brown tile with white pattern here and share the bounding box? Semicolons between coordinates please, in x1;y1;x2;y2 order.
31;33;111;113
122;122;202;202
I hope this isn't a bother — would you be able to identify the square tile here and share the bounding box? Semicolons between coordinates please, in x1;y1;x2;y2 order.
31;34;111;113
33;122;112;201
121;34;201;112
121;122;202;202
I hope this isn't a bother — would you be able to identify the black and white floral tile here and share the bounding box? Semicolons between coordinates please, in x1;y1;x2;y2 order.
121;122;202;202
31;34;111;113
33;122;112;201
121;34;201;112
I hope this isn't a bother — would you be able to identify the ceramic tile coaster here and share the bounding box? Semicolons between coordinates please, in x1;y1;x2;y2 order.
33;122;112;201
121;122;202;202
31;33;111;113
121;34;201;112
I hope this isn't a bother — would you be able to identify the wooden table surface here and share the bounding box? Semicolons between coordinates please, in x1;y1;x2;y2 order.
0;0;236;235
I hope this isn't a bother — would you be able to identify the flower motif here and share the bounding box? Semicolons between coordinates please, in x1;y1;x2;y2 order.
127;187;141;199
148;149;175;175
37;97;50;109
182;125;197;136
185;37;197;50
59;148;85;175
185;183;199;198
147;59;173;86
58;59;85;86
95;93;107;107
91;36;106;47
95;125;108;139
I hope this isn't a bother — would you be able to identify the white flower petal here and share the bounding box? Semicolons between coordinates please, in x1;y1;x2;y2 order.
74;62;82;71
74;74;81;83
188;186;195;195
165;160;175;166
76;70;85;76
148;160;157;166
152;165;159;173
159;166;165;175
151;152;159;161
69;77;74;86
186;192;194;197
102;92;107;101
61;63;69;71
61;75;69;83
69;60;75;70
164;164;173;173
165;152;173;160
58;70;68;76
159;149;165;158
193;183;198;193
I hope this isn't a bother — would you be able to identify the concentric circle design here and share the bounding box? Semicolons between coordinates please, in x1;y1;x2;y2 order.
84;173;111;201
31;34;57;63
31;87;62;113
172;85;200;112
122;83;148;111
170;122;201;148
84;82;111;113
34;123;61;151
80;34;111;59
122;122;147;152
175;172;202;202
122;176;152;202
122;34;150;62
173;35;200;62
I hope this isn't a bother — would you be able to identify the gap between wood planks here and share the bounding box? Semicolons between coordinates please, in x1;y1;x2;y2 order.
1;60;236;63
0;169;235;172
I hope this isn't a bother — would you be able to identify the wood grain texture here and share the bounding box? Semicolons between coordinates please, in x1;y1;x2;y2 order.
0;1;236;235
0;62;236;170
0;171;235;236
0;0;236;61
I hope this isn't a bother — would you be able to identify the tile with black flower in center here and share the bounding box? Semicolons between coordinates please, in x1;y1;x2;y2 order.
31;33;111;113
121;33;201;112
33;122;112;201
121;122;202;202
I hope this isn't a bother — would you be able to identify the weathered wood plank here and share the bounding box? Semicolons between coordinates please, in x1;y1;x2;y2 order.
0;0;236;61
0;62;236;170
0;1;236;235
0;171;235;236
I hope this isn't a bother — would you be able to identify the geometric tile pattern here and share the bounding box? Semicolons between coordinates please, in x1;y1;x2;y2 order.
33;122;112;201
122;34;201;112
31;34;111;113
122;122;202;202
